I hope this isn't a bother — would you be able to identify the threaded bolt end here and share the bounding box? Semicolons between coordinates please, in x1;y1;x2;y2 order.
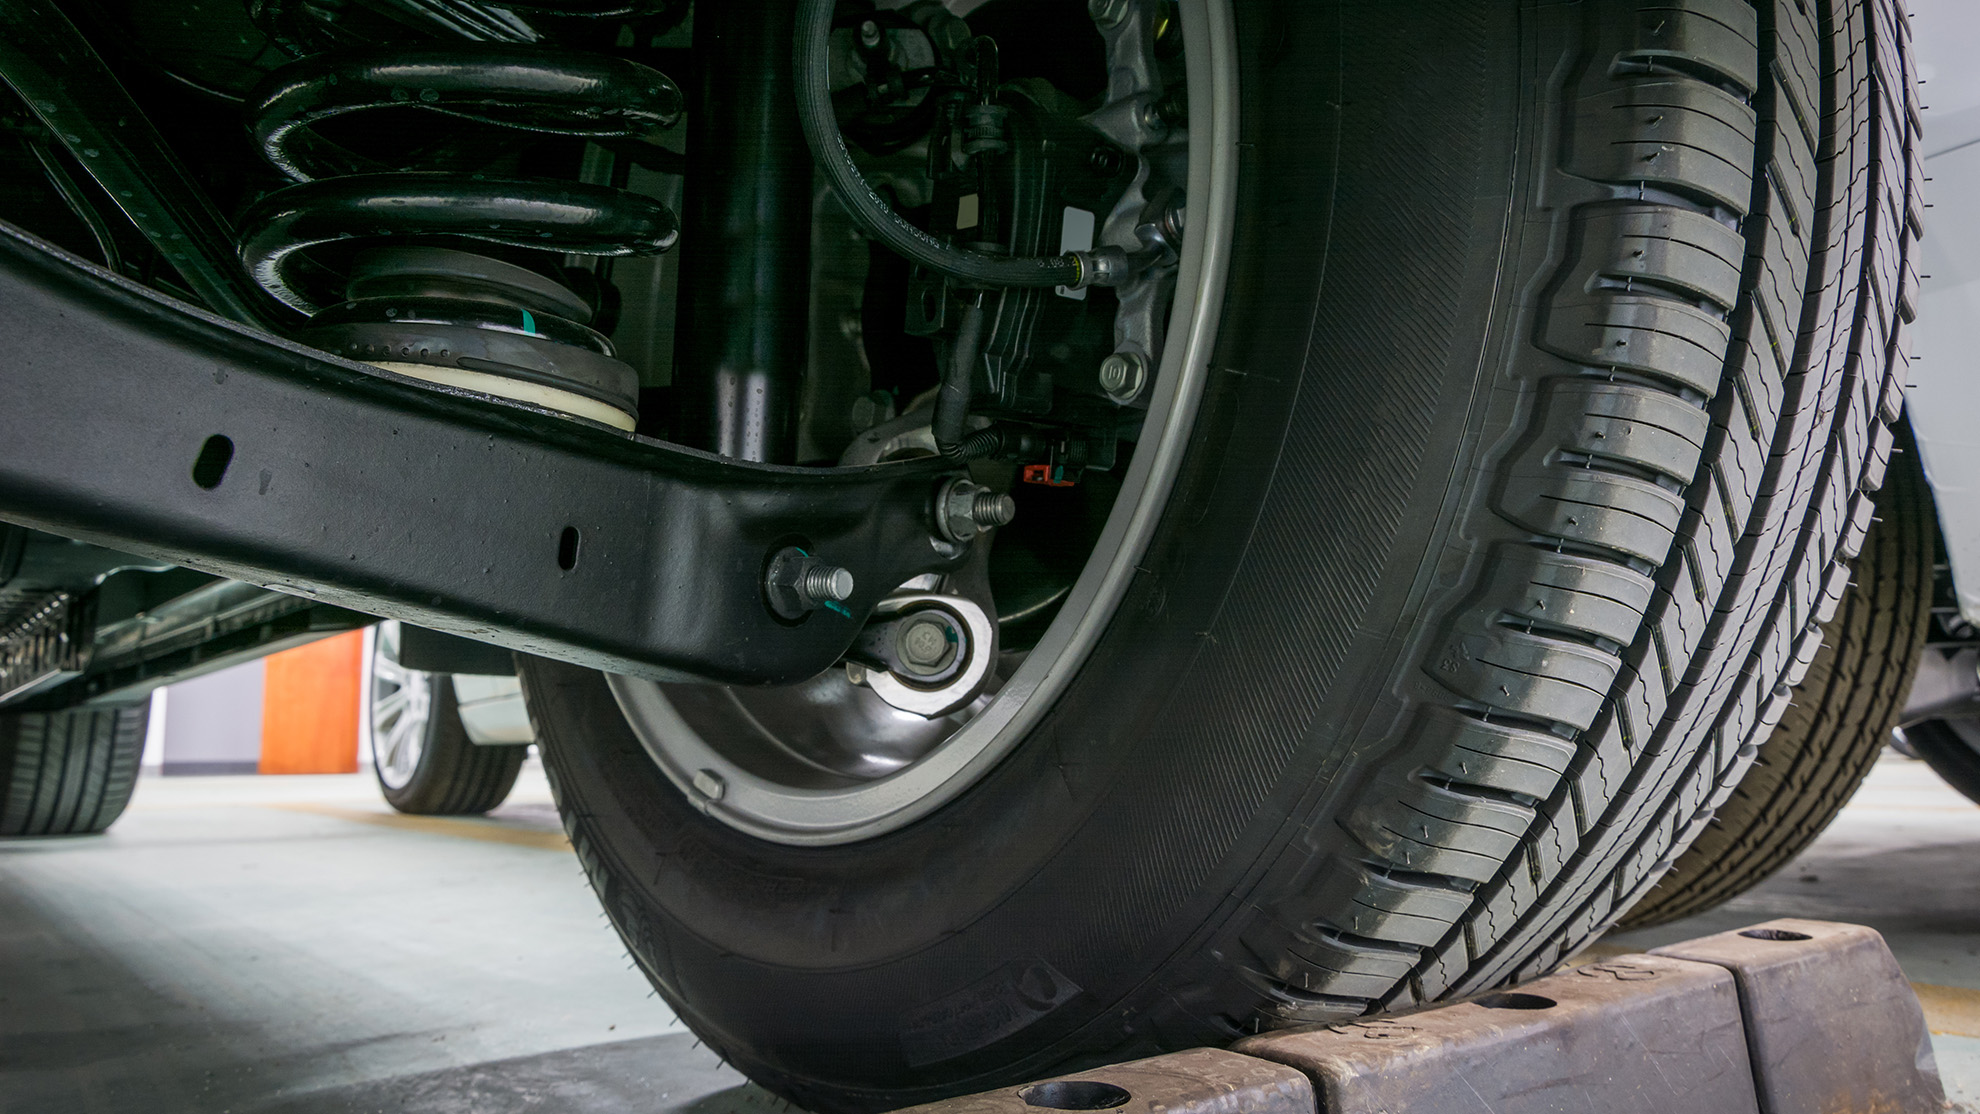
971;492;1017;528
802;565;855;603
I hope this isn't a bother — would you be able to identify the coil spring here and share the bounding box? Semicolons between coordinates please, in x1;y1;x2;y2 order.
235;26;683;427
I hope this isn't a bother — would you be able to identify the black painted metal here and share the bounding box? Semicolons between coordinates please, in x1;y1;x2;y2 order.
57;579;368;707
674;0;811;462
400;625;518;676
0;0;274;328
0;225;964;685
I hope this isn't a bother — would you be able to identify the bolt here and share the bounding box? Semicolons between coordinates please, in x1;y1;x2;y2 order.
765;546;855;618
859;19;883;48
849;390;894;433
898;616;957;672
802;564;855;605
972;491;1016;528
1099;352;1148;402
936;478;1018;543
1089;0;1132;28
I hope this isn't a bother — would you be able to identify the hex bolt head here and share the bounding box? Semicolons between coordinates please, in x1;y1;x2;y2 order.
1099;352;1148;403
897;616;957;673
764;546;855;619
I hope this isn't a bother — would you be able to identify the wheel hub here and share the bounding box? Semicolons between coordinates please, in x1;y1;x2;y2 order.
609;0;1237;845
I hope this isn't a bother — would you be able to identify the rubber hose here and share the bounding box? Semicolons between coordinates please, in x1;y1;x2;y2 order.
792;0;1085;289
943;425;1007;461
934;296;986;452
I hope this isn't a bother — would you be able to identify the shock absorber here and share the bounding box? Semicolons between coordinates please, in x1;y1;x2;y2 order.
236;41;683;430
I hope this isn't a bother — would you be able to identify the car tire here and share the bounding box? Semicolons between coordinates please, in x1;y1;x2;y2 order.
1619;424;1935;928
369;623;524;816
519;0;1921;1108
0;703;147;836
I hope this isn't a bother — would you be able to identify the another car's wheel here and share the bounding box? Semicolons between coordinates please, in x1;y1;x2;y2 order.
1898;600;1980;800
369;622;524;816
519;0;1920;1109
0;704;147;836
1619;425;1935;928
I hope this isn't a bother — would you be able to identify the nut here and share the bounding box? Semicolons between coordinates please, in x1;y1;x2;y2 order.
935;478;1017;543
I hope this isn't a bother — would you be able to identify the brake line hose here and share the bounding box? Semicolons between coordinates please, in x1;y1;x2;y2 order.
793;0;1112;290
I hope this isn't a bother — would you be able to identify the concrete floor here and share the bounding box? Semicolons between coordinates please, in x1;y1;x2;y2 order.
5;752;1980;1112
0;759;764;1113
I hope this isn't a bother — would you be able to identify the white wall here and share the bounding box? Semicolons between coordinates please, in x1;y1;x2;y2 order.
1904;1;1980;621
156;659;264;776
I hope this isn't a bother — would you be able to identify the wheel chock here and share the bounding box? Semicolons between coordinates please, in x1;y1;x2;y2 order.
889;920;1941;1114
1234;952;1759;1113
1650;918;1943;1114
888;1048;1310;1114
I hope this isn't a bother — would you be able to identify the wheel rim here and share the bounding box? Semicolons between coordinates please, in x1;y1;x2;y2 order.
609;0;1239;845
370;621;433;790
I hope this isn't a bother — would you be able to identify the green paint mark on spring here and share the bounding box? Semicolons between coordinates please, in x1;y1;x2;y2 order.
521;309;537;334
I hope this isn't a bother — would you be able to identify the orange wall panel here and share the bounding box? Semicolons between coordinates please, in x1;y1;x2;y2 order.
259;630;363;775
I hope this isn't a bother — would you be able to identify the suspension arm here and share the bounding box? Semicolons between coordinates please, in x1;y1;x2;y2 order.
0;226;966;685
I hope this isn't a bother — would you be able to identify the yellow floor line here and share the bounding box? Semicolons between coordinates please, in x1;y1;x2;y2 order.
266;802;572;852
1910;982;1980;1038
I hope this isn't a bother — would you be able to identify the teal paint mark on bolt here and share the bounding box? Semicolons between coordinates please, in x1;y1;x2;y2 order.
824;601;852;618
